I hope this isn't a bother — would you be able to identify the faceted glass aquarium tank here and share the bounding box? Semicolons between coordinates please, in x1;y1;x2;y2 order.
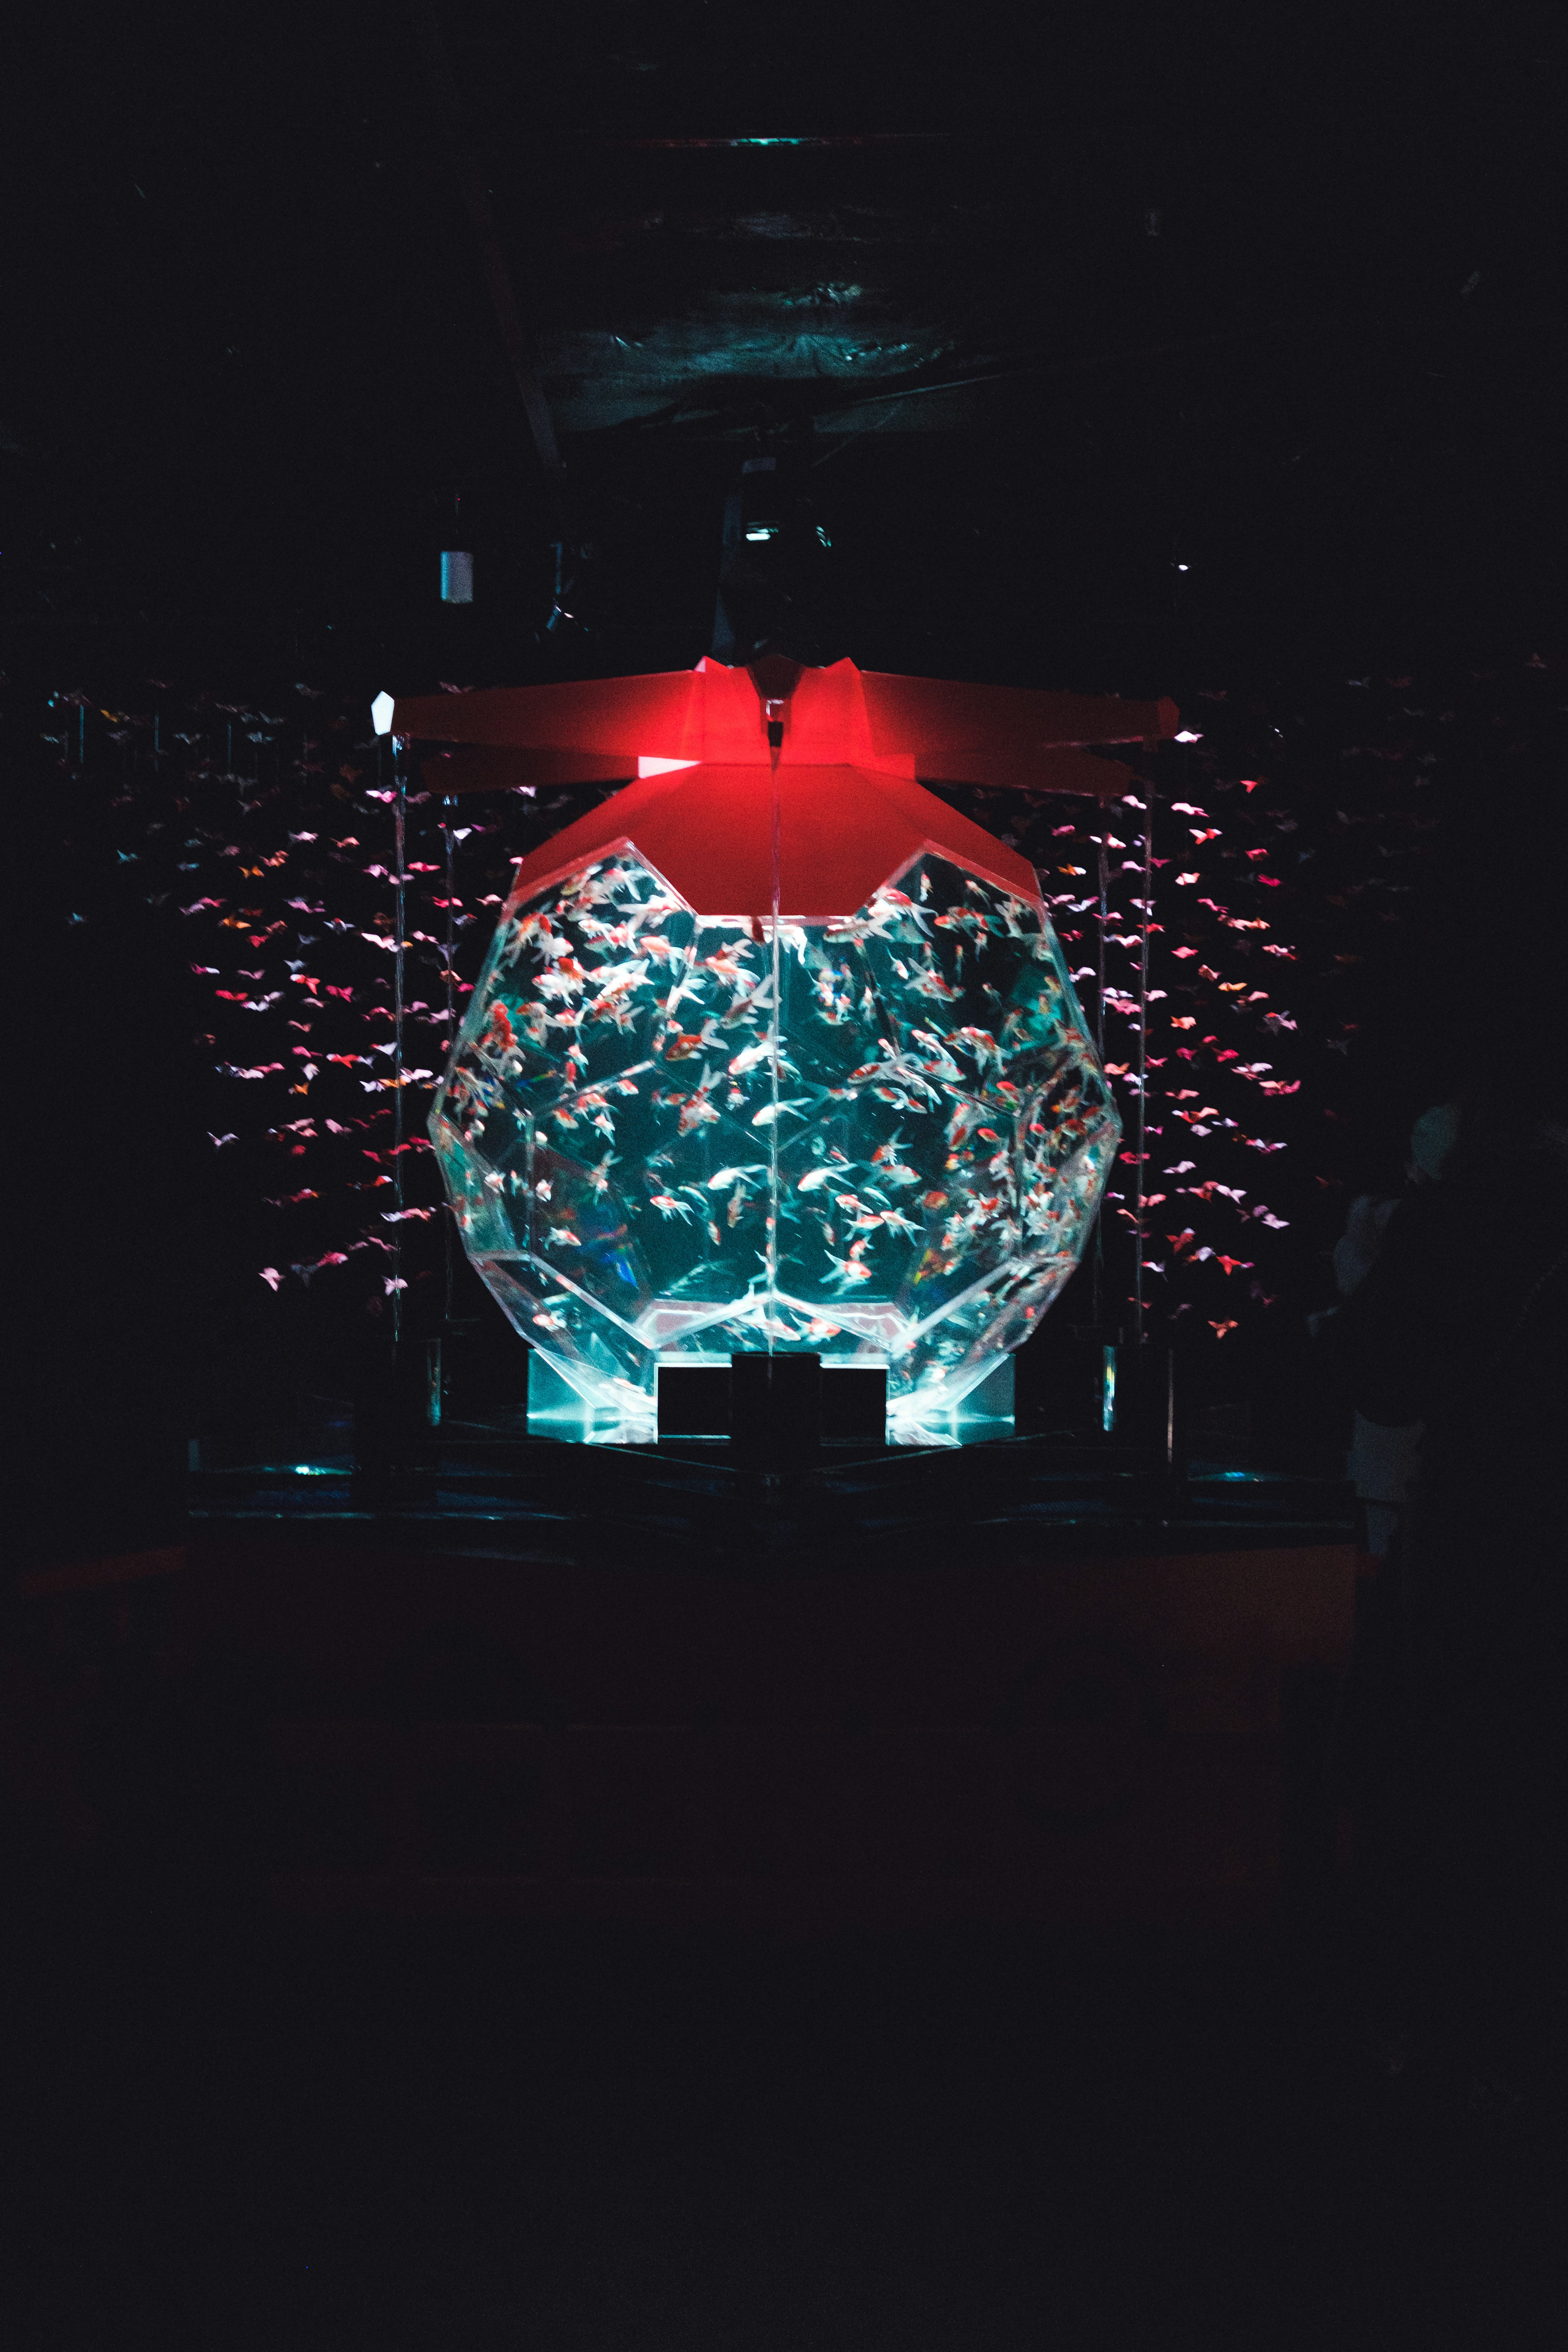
431;838;1119;1445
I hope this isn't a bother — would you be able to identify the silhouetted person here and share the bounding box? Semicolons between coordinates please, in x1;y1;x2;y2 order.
1312;1102;1459;1557
1319;1044;1568;2107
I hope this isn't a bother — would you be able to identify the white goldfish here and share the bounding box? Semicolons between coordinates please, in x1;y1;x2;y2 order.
751;1098;810;1126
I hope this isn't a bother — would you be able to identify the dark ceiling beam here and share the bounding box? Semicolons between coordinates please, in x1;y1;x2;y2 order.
579;134;953;149
573;307;1392;447
409;1;565;520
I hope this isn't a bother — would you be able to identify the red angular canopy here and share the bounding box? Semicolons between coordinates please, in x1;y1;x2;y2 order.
376;656;1178;920
508;759;1043;916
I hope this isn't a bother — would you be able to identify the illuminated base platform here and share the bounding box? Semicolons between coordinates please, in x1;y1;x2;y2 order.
187;1418;1354;1570
522;1345;1025;1449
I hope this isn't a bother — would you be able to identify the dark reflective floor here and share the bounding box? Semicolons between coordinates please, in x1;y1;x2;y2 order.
6;1886;1566;2350
9;1424;1566;2347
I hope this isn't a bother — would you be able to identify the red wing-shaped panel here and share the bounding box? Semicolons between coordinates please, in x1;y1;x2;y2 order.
390;670;702;757
390;659;763;765
386;660;1176;774
421;745;633;794
944;744;1138;798
858;671;1179;756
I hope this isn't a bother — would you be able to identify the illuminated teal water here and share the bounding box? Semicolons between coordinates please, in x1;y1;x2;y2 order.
432;850;1118;1441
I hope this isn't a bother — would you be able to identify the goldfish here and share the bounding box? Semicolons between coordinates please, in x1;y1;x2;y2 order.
909;967;960;1001
824;1252;875;1289
703;945;750;981
720;976;775;1028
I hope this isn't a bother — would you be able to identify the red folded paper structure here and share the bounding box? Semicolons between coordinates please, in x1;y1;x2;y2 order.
381;655;1178;922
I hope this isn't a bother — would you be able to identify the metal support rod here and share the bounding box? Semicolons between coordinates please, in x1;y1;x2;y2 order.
391;738;408;1350
1090;822;1111;1330
1094;828;1110;1063
1131;741;1155;1354
442;791;458;1328
764;733;783;1345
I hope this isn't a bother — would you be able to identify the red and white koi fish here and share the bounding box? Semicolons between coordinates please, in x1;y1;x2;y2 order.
649;1193;697;1221
908;966;960;1001
702;945;751;981
587;954;651;994
593;997;642;1035
824;1251;875;1289
751;1098;810;1126
957;1026;1003;1069
720;976;775;1029
862;1205;917;1236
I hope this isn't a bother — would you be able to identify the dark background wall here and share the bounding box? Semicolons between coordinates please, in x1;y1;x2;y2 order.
4;2;1566;687
5;3;1567;1546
